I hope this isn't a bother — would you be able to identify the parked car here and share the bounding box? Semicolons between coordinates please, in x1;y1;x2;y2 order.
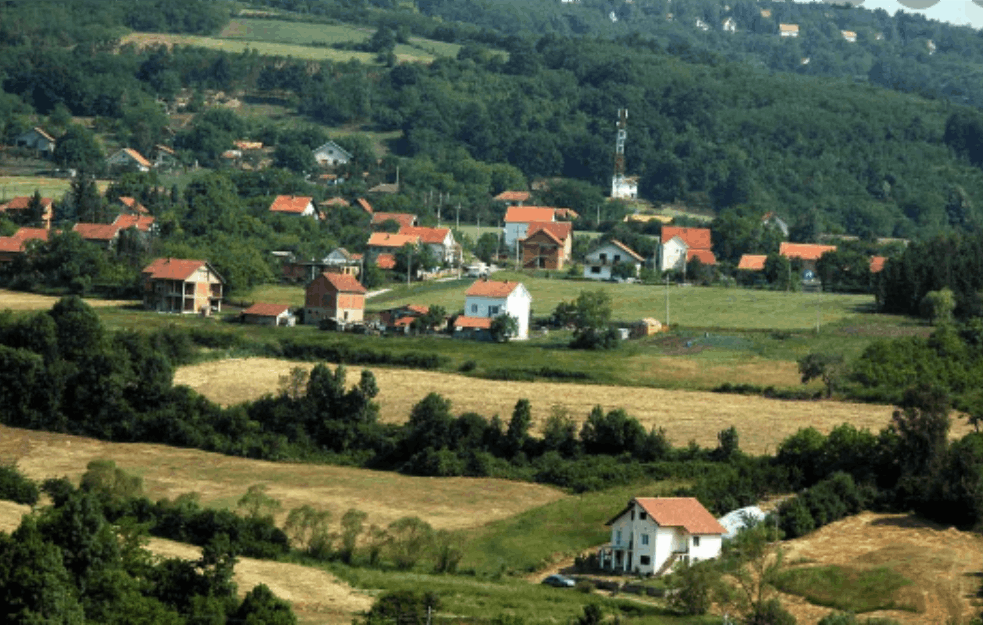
541;574;576;588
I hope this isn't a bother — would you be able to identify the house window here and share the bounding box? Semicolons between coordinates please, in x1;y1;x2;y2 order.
641;534;649;546
614;254;621;262
639;556;650;565
616;530;622;544
599;253;607;262
693;536;701;547
471;304;477;313
591;266;601;274
488;305;500;316
639;512;647;520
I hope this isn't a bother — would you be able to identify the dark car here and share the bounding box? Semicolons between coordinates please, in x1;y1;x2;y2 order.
541;574;576;588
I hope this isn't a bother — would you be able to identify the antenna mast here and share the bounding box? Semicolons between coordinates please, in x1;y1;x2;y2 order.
611;108;631;199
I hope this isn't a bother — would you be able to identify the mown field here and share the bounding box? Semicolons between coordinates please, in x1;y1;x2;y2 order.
0;175;111;200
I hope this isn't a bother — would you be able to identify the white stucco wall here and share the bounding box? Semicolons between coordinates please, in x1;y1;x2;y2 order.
660;237;687;272
503;222;528;248
688;534;722;563
463;287;530;339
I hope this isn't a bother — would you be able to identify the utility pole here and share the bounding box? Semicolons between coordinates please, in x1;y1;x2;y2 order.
406;246;413;287
816;284;822;334
515;237;520;269
455;203;460;230
437;194;442;227
665;273;670;327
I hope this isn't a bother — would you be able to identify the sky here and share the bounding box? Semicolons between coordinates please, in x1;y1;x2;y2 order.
807;0;983;30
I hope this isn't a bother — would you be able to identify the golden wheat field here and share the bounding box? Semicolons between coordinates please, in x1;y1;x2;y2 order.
173;357;958;455
0;289;137;311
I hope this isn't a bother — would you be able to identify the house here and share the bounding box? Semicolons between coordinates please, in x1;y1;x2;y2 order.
659;226;716;272
779;242;837;272
597;497;726;575
142;258;224;315
0;196;54;229
367;232;420;257
312;141;353;167
116;196;149;216
73;223;121;249
152;144;179;169
722;17;737;33
870;256;887;274
324;247;362;276
241;302;294;327
503;206;567;247
521;221;573;270
372;212;417;229
368;182;399;195
841;30;857;43
113;213;156;233
304;271;366;326
779;24;799;37
695;18;710;32
737;254;767;271
269;195;318;219
611;175;639;200
234;140;263;151
493;190;530;206
584;240;644;280
15;127;56;157
0;227;51;264
461;279;532;340
452;315;494;340
399;226;458;264
106;148;152;173
320;197;350;209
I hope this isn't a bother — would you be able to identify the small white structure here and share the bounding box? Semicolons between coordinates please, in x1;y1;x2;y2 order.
584;240;644;280
598;497;726;575
717;506;766;541
659;226;716;273
313;141;353;167
611;175;639;200
695;18;710;32
841;30;857;43
15;127;56;157
463;279;531;340
106;148;151;172
722;17;737;33
779;23;799;38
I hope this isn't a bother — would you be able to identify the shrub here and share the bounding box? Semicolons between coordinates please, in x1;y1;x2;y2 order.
0;463;39;505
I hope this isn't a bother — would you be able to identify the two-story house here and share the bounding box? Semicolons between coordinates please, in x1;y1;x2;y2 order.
583;240;644;280
269;195;319;219
659;226;716;273
0;196;55;229
142;258;224;315
598;497;726;576
456;279;532;340
521;222;573;270
304;271;366;326
398;226;458;265
503;206;565;248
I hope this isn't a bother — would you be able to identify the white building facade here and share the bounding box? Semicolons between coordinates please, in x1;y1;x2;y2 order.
463;280;532;340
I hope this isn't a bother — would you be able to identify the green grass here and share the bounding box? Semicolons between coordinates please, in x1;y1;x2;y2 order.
0;176;111;201
457;479;685;576
123;32;382;63
318;563;717;625
773;565;917;613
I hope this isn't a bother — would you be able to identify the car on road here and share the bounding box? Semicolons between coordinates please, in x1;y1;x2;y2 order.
541;574;576;588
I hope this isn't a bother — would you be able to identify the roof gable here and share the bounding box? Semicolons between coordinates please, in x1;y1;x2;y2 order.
242;302;291;317
525;221;572;243
399;225;451;245
318;271;366;294
737;254;767;270
465;279;527;299
608;497;726;535
269;195;314;214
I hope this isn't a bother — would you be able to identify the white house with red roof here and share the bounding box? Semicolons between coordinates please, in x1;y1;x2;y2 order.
503;206;571;248
241;302;295;327
312;140;353;167
398;225;458;264
458;278;532;340
584;239;644;280
659;226;716;273
141;258;224;314
269;195;318;219
15;127;56;157
599;497;726;575
106;148;152;173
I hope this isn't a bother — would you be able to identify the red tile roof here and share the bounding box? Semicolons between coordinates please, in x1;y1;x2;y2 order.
504;206;556;223
241;302;291;317
356;198;373;214
465;279;524;298
406;304;430;315
454;316;493;330
113;214;155;232
737;254;767;270
372;212;417;228
142;258;212;281
375;253;396;269
118;196;149;214
554;207;579;220
780;242;837;261
269;195;314;214
494;190;530;203
155;144;175;156
662;226;712;250
121;148;151;168
398;226;451;245
525;221;572;243
608;240;644;262
234;140;263;150
320;197;350;207
870;256;887;273
686;249;717;265
608;498;726;535
1;196;54;210
0;228;50;253
368;232;419;248
320;271;366;294
73;223;121;241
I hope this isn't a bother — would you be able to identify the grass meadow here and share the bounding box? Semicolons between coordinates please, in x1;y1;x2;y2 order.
774;565;917;613
0;176;111;200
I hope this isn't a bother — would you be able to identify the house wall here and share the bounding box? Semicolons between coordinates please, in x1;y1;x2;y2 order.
660;238;688;272
521;233;563;270
304;275;364;325
243;314;278;327
503;222;528;248
584;244;640;280
463;289;530;340
689;534;722;564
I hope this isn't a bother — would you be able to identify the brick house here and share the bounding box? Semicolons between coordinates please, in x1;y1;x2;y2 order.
304;271;366;326
142;258;224;314
521;221;573;270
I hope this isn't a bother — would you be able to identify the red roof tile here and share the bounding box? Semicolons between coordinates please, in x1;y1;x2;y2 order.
368;232;419;248
554;207;579;220
269;195;314;214
494;190;530;203
454;315;493;330
142;258;212;281
737;254;767;270
607;240;644;262
504;206;557;223
372;212;417;228
662;226;712;250
320;197;350;207
119;148;151;168
73;223;121;241
118;196;149;214
608;498;726;535
375;253;396;269
1;196;54;211
398;226;451;245
241;302;291;317
12;228;50;242
113;214;155;232
870;256;887;273
465;279;524;298
320;271;366;294
686;249;717;265
780;242;837;261
356;198;373;214
525;221;572;243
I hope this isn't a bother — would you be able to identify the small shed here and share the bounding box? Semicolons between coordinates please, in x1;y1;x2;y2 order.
631;318;663;338
241;303;295;327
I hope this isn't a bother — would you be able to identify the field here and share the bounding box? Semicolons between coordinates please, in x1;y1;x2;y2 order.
170;357;954;455
0;176;111;200
0;289;137;311
778;512;983;624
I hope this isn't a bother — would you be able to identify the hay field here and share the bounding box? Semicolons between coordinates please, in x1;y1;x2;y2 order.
779;512;983;624
0;289;138;311
0;423;563;531
172;357;949;455
0;176;110;199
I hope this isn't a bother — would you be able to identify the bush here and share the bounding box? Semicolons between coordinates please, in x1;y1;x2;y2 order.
0;463;39;505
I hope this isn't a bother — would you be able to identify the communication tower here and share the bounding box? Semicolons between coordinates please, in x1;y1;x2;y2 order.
611;108;638;200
